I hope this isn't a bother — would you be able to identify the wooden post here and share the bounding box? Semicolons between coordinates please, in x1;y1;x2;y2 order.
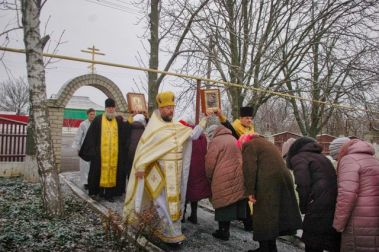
195;79;201;124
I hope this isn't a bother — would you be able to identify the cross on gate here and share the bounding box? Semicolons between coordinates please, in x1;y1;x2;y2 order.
81;45;105;74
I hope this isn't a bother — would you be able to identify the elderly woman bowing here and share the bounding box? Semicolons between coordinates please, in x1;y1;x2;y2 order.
241;134;301;252
205;115;247;241
286;137;341;252
330;137;379;252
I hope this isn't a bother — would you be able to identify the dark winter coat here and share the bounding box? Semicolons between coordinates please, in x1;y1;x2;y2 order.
205;126;245;209
333;140;379;252
186;132;211;202
242;136;302;241
79;115;128;196
125;121;145;179
287;140;340;251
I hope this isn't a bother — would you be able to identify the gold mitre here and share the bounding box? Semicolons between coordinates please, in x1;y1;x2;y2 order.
156;91;176;108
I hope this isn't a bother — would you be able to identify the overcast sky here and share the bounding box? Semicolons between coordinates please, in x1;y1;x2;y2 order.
0;0;150;107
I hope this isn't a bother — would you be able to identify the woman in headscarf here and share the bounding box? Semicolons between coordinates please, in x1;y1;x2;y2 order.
179;117;211;224
331;138;379;252
125;114;146;180
241;134;301;252
204;115;246;241
286;137;340;252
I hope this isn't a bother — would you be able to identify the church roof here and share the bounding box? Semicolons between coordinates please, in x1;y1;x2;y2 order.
65;96;104;110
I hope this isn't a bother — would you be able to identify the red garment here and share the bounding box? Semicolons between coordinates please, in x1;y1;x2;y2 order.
333;140;379;252
179;120;211;202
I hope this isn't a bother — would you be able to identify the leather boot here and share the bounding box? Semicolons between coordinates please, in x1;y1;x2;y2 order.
212;221;230;241
187;201;198;224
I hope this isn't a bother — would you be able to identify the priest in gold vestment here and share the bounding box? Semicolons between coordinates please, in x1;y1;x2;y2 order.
123;91;205;245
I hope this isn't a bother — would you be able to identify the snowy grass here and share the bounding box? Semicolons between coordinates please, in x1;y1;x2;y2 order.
0;177;136;251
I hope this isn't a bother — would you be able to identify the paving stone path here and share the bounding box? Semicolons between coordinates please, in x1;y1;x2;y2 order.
61;171;304;252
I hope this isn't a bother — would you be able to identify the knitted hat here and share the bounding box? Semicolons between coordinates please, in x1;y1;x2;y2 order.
156;91;175;108
329;137;350;160
240;107;253;117
133;114;146;126
105;98;115;108
281;138;297;158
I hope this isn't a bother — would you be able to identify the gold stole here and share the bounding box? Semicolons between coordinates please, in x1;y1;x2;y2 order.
141;133;184;221
144;147;183;221
100;114;118;187
162;146;183;222
232;119;255;137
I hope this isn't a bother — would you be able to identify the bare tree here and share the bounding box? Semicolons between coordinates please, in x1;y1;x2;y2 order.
339;96;379;139
254;97;300;135
175;0;334;118
164;0;378;133
0;0;23;80
0;1;22;44
367;98;379;132
147;0;159;112
282;0;379;137
1;1;65;76
21;0;63;216
133;0;210;112
0;77;29;114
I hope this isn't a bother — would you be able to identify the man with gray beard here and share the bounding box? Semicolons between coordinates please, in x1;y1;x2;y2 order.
80;98;128;201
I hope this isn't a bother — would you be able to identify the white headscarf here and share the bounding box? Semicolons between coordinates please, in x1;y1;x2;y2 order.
133;114;146;126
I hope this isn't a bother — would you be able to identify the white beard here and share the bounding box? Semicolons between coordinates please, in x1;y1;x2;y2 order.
106;112;116;120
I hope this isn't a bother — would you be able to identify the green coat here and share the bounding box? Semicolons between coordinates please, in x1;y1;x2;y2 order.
242;136;302;241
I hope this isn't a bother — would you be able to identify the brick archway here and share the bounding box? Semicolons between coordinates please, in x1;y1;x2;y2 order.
47;74;128;170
